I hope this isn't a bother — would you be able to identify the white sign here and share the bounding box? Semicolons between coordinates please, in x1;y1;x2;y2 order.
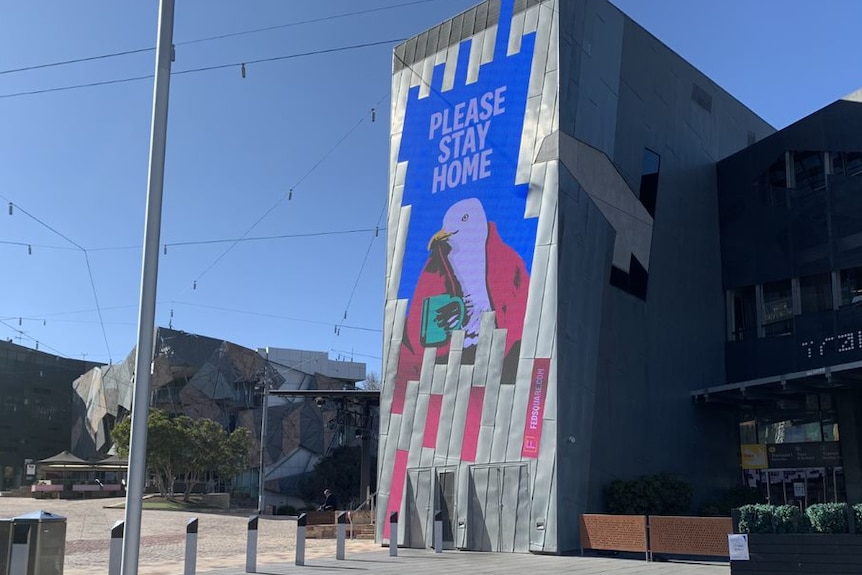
25;464;36;476
728;534;750;561
794;482;805;497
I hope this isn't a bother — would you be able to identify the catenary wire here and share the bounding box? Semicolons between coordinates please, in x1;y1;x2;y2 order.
0;0;439;77
0;39;404;100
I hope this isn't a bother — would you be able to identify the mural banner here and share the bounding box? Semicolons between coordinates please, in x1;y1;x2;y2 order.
521;358;550;458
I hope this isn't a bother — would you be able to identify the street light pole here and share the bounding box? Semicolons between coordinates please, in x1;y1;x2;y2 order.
257;385;269;515
123;0;174;573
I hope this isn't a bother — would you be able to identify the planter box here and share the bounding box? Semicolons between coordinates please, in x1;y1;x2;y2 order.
731;533;862;574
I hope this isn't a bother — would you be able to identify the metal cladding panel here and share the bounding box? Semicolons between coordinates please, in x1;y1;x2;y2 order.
471;311;498;388
397;381;421;452
406;469;434;548
490;384;515;461
482;25;499;65
446;365;475;463
382;0;557;550
504;359;536;460
434;332;465;464
508;9;526;56
467;33;485;85
419;56;436;99
530;452;555;551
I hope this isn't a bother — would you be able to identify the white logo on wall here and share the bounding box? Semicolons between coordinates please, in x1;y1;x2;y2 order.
801;331;862;358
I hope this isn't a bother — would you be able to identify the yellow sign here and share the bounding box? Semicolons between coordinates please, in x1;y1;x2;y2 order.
741;444;767;469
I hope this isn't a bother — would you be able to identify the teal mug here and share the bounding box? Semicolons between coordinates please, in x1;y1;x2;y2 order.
420;294;466;346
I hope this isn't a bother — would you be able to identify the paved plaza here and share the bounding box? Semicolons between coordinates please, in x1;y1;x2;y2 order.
0;497;729;575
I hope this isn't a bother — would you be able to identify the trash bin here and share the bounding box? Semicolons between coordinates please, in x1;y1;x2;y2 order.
9;511;66;575
0;518;11;575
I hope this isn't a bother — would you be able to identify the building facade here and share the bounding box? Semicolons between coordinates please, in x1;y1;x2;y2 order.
378;0;773;554
695;94;862;508
0;340;99;491
72;327;366;503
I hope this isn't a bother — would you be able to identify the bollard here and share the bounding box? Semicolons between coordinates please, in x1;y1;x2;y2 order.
185;517;198;575
109;520;124;575
389;512;398;557
9;523;30;575
336;511;348;560
245;515;258;573
295;513;307;566
434;511;443;554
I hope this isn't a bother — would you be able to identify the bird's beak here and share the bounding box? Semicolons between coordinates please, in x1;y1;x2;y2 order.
428;228;456;250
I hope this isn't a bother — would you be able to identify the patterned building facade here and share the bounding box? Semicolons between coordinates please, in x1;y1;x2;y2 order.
71;328;365;500
378;0;773;553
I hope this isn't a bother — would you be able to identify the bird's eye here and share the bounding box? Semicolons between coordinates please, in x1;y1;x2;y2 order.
461;213;469;222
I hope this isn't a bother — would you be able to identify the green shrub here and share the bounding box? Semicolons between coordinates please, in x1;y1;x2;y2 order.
737;504;775;534
604;473;693;515
274;504;297;516
854;503;862;534
806;503;848;534
773;504;808;534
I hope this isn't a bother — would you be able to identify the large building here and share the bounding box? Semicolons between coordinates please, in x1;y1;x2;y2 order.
72;328;366;504
378;0;775;554
0;340;99;491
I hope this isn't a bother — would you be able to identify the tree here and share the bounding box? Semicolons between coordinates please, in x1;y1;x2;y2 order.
298;445;377;508
112;409;187;497
360;371;381;390
111;409;252;500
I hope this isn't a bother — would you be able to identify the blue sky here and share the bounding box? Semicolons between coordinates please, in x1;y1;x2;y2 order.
1;0;860;377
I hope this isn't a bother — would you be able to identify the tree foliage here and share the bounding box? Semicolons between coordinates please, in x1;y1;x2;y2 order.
298;446;370;508
603;473;693;516
111;409;251;499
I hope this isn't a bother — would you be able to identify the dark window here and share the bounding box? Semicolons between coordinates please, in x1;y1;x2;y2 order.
800;273;832;313
833;152;862;178
839;267;862;306
762;280;793;336
794;151;826;191
639;148;660;218
730;285;756;341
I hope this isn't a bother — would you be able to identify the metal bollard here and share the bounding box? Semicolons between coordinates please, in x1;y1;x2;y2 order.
389;512;398;557
245;515;258;573
434;511;443;554
295;513;307;566
9;523;30;575
109;520;124;575
185;517;198;575
336;511;348;560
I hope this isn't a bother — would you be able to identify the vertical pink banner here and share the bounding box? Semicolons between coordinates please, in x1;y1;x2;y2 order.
521;358;550;458
460;387;486;462
422;394;443;448
384;449;409;539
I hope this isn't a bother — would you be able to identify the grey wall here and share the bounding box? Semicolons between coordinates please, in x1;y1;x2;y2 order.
555;0;773;544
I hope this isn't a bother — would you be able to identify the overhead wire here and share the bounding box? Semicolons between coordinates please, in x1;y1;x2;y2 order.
0;40;404;100
0;5;411;361
188;90;391;286
3;197;114;362
0;0;440;77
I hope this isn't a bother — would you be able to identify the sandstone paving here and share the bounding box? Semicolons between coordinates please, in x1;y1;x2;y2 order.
0;497;378;575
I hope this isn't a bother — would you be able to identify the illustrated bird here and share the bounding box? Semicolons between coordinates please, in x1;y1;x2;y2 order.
427;197;493;348
393;195;529;412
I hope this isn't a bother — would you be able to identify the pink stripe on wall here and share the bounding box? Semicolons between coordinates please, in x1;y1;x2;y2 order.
521;358;551;458
422;394;443;448
392;380;406;414
383;449;409;540
460;387;485;462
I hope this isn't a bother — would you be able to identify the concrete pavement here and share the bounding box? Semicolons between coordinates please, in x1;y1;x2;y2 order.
203;548;730;575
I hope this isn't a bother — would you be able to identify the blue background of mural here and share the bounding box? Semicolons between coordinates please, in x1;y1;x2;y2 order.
396;0;538;305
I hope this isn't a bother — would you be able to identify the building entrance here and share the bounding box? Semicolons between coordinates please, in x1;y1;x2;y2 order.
466;463;530;552
745;467;846;506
